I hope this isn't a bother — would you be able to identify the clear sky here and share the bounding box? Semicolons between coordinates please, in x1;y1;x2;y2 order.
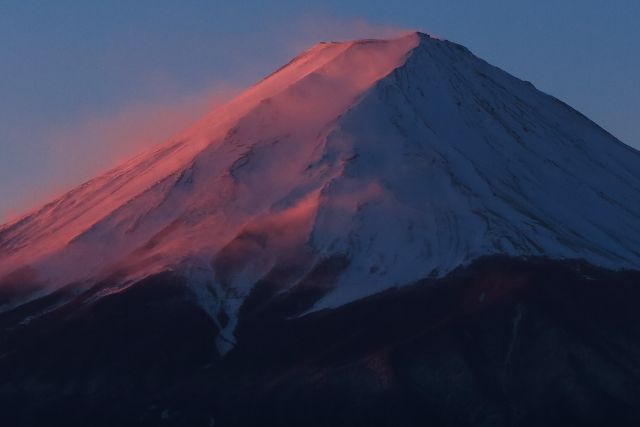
1;1;639;221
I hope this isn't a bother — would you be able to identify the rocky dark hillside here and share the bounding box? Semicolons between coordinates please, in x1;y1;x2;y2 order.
2;256;640;427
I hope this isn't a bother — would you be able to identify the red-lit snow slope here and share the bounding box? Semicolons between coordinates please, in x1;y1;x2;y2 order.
2;32;640;334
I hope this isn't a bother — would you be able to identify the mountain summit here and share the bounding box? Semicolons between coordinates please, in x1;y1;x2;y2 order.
3;32;640;426
3;32;639;312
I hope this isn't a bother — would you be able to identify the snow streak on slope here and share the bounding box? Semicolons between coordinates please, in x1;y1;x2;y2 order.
1;32;640;338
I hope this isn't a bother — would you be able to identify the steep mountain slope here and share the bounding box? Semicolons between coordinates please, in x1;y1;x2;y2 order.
0;34;419;310
2;32;640;350
1;32;640;426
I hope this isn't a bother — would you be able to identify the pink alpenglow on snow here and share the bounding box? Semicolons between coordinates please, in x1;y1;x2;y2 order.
0;33;419;290
2;32;640;352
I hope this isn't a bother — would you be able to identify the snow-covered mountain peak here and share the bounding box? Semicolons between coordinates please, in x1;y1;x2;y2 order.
2;32;640;328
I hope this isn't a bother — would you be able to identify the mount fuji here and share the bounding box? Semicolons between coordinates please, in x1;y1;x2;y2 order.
2;32;640;426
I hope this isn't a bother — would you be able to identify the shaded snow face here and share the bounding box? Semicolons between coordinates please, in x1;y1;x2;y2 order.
2;32;640;317
307;39;640;308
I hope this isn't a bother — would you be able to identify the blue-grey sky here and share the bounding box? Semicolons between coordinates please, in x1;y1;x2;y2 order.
1;1;639;220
